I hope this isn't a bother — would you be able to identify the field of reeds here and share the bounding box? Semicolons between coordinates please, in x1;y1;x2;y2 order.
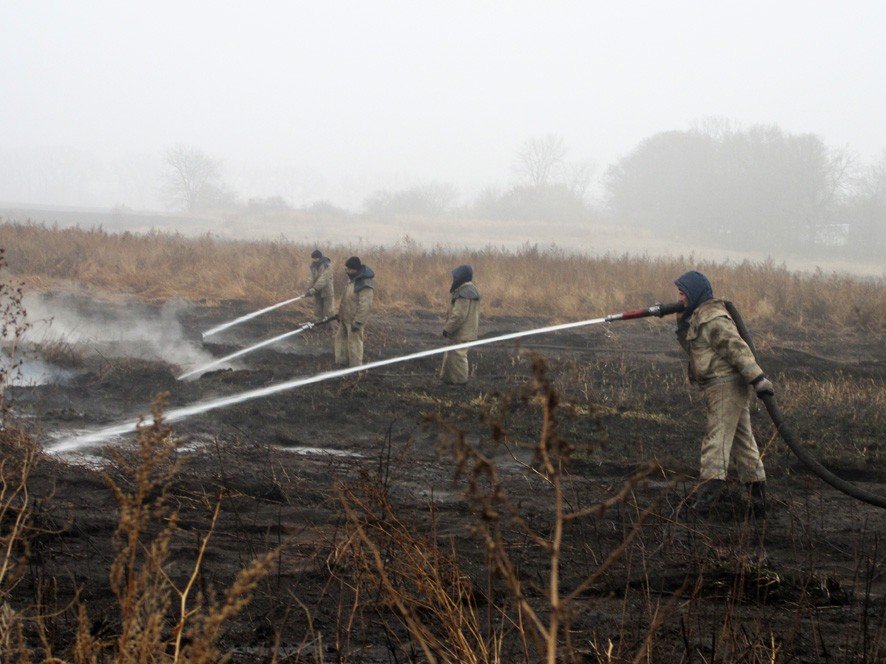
1;221;883;330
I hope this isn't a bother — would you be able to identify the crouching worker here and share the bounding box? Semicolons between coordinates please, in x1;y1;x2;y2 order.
675;270;775;517
335;256;375;367
440;264;481;384
305;249;335;320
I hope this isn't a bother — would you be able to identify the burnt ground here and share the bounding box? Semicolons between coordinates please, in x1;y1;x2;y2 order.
5;296;885;662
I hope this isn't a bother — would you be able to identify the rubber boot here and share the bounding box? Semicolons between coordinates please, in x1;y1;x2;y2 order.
691;479;727;517
747;481;767;518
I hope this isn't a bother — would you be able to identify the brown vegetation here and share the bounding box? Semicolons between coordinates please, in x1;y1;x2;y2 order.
0;399;275;663
1;221;883;330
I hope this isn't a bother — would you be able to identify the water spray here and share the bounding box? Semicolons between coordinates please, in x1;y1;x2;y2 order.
46;298;886;510
201;294;306;338
180;323;313;380
181;315;338;380
48;315;610;453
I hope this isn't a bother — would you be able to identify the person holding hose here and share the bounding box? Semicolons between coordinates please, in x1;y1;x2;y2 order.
674;270;774;517
305;249;336;321
335;256;375;367
440;264;481;384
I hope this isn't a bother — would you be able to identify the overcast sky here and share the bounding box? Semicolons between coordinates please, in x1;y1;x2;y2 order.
2;1;884;208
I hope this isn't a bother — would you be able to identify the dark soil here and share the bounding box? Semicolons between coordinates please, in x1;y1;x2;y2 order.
6;297;885;662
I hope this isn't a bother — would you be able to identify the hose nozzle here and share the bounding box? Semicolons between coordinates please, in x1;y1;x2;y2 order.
605;301;685;322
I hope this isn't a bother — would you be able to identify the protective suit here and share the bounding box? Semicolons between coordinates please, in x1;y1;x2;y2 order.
306;255;336;320
440;265;481;384
675;271;766;486
335;261;375;367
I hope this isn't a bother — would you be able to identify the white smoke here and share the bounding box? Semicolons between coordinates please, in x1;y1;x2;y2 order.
1;348;78;386
21;292;217;370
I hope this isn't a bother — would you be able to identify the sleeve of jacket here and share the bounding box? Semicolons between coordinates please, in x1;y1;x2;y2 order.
313;266;333;293
443;297;470;336
355;288;373;325
707;316;764;382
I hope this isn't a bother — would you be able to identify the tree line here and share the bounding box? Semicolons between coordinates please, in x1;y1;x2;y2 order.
161;123;884;257
605;121;884;256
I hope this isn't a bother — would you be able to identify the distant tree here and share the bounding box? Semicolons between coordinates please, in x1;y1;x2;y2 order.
605;130;719;236
472;183;596;224
247;196;292;211
514;134;567;187
302;200;350;219
363;182;458;216
605;124;854;250
490;135;598;222
846;150;886;254
162;145;224;211
563;159;595;200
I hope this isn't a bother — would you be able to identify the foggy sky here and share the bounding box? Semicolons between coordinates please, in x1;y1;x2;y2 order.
2;1;885;209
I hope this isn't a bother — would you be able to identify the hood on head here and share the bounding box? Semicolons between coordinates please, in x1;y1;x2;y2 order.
450;264;473;293
674;270;714;318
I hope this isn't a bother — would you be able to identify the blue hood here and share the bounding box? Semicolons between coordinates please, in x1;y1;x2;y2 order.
450;264;473;293
674;270;713;328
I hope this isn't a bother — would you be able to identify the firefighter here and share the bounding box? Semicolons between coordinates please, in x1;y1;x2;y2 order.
675;270;774;516
305;249;335;320
335;256;375;367
440;264;481;384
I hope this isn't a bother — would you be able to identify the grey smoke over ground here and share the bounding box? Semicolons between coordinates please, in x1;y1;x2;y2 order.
20;292;220;372
0;348;77;386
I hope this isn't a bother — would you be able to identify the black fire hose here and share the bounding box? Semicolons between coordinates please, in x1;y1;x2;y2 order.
607;301;886;509
723;300;886;510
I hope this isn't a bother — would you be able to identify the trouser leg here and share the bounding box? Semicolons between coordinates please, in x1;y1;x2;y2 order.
334;324;349;366
730;397;766;483
699;379;746;481
320;297;335;320
347;327;365;367
439;348;469;384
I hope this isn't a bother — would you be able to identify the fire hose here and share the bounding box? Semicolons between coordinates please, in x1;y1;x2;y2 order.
608;301;886;509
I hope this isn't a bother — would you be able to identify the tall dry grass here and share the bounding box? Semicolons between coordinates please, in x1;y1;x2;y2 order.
1;221;883;329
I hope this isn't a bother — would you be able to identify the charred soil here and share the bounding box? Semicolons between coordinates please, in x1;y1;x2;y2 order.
5;296;885;662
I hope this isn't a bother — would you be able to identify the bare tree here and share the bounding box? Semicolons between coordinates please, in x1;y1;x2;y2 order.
515;134;567;187
564;160;595;199
162;145;222;211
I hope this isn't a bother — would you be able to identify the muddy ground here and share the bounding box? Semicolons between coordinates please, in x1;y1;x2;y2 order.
5;294;885;662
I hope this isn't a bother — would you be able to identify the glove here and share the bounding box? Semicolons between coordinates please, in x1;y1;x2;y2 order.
751;375;774;397
442;330;449;338
351;322;363;333
305;288;316;297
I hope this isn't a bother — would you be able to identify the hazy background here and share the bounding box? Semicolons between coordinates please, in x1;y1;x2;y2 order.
1;1;884;273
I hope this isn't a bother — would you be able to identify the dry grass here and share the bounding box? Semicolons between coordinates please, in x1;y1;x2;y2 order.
1;222;883;330
0;396;276;662
772;374;884;467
